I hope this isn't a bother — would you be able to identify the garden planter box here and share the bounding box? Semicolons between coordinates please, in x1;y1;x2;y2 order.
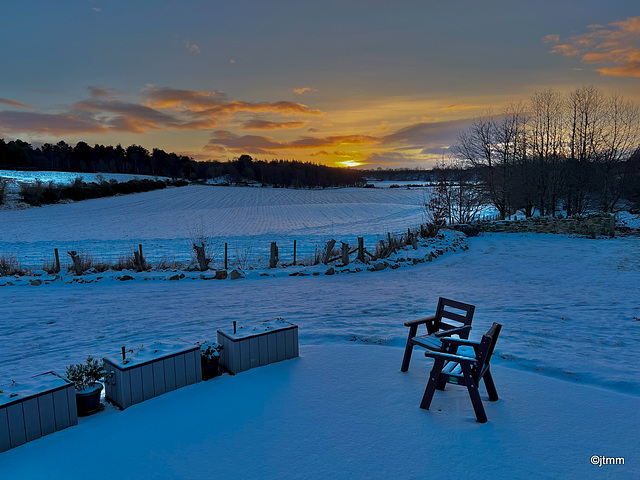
103;342;202;410
0;372;77;452
217;319;299;374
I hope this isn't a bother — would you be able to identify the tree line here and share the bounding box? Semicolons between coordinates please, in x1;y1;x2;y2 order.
450;85;640;217
0;140;365;188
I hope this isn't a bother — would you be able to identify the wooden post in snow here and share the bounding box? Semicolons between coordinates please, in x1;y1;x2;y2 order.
357;237;364;262
54;248;60;273
341;242;349;265
293;240;297;266
224;243;228;270
269;242;279;268
322;239;336;264
134;244;144;271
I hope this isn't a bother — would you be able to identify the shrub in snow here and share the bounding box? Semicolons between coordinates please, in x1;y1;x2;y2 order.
0;253;23;276
65;356;105;390
199;342;223;360
0;178;10;205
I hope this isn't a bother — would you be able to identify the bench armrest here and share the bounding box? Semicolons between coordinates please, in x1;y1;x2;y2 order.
424;350;477;365
404;315;437;327
433;325;471;338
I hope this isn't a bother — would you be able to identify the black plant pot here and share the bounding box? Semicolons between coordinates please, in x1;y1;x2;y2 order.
201;356;220;380
75;383;103;417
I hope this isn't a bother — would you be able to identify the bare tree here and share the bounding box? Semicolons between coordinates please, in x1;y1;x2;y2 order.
564;85;607;214
592;93;640;212
528;89;565;216
422;160;449;236
453;105;526;219
445;157;485;224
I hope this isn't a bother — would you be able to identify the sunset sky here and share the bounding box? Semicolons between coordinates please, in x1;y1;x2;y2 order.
1;1;639;168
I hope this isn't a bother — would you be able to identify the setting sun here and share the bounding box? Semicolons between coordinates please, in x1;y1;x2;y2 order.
338;160;363;168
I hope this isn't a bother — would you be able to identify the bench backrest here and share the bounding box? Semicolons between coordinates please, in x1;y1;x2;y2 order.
435;297;475;333
474;322;502;382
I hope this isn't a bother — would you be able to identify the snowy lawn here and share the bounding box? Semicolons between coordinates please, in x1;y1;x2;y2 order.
0;345;637;479
1;233;638;395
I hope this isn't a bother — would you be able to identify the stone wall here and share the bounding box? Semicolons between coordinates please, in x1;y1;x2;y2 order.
455;214;616;237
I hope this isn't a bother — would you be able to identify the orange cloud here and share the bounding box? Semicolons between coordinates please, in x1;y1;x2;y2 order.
0;87;324;137
239;119;306;130
542;34;560;44
205;131;377;155
145;87;323;116
0;98;37;108
293;87;316;95
0;111;109;135
550;16;640;77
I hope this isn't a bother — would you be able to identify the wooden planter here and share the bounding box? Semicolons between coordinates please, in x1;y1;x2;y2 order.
103;342;202;410
217;319;299;374
0;372;77;452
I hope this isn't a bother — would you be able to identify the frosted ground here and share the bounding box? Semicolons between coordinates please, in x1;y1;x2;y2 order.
0;184;639;478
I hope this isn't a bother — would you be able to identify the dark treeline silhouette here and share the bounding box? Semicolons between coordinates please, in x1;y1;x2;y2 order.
0;139;196;179
193;155;365;188
358;168;437;182
0;140;365;188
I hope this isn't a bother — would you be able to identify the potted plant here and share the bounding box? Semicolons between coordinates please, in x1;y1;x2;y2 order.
65;356;105;416
199;342;223;380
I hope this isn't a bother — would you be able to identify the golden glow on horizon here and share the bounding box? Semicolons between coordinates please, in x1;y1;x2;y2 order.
338;160;363;168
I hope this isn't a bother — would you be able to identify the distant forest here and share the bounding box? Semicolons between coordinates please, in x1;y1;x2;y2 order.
0;139;365;188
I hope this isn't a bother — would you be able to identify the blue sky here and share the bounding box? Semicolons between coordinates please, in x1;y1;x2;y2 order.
1;1;639;167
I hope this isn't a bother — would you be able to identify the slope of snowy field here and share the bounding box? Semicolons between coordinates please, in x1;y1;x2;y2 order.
0;185;428;268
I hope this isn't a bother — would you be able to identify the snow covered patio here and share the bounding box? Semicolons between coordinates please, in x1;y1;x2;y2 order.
0;344;637;479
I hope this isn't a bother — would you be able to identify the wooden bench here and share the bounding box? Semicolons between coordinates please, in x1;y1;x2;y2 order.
419;322;502;423
400;297;475;372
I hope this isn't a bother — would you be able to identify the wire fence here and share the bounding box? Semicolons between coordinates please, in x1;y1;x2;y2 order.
0;224;432;274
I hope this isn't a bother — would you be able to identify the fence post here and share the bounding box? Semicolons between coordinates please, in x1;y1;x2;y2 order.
357;237;364;262
322;239;336;264
54;248;60;273
270;242;278;268
224;243;228;270
134;244;144;271
293;240;297;266
341;242;349;266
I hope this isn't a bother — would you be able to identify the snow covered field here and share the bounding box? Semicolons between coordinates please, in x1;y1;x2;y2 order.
0;185;639;477
0;185;428;268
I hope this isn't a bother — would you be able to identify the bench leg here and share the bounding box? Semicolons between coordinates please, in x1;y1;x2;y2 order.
462;364;487;423
483;369;498;401
400;325;418;372
420;359;444;410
